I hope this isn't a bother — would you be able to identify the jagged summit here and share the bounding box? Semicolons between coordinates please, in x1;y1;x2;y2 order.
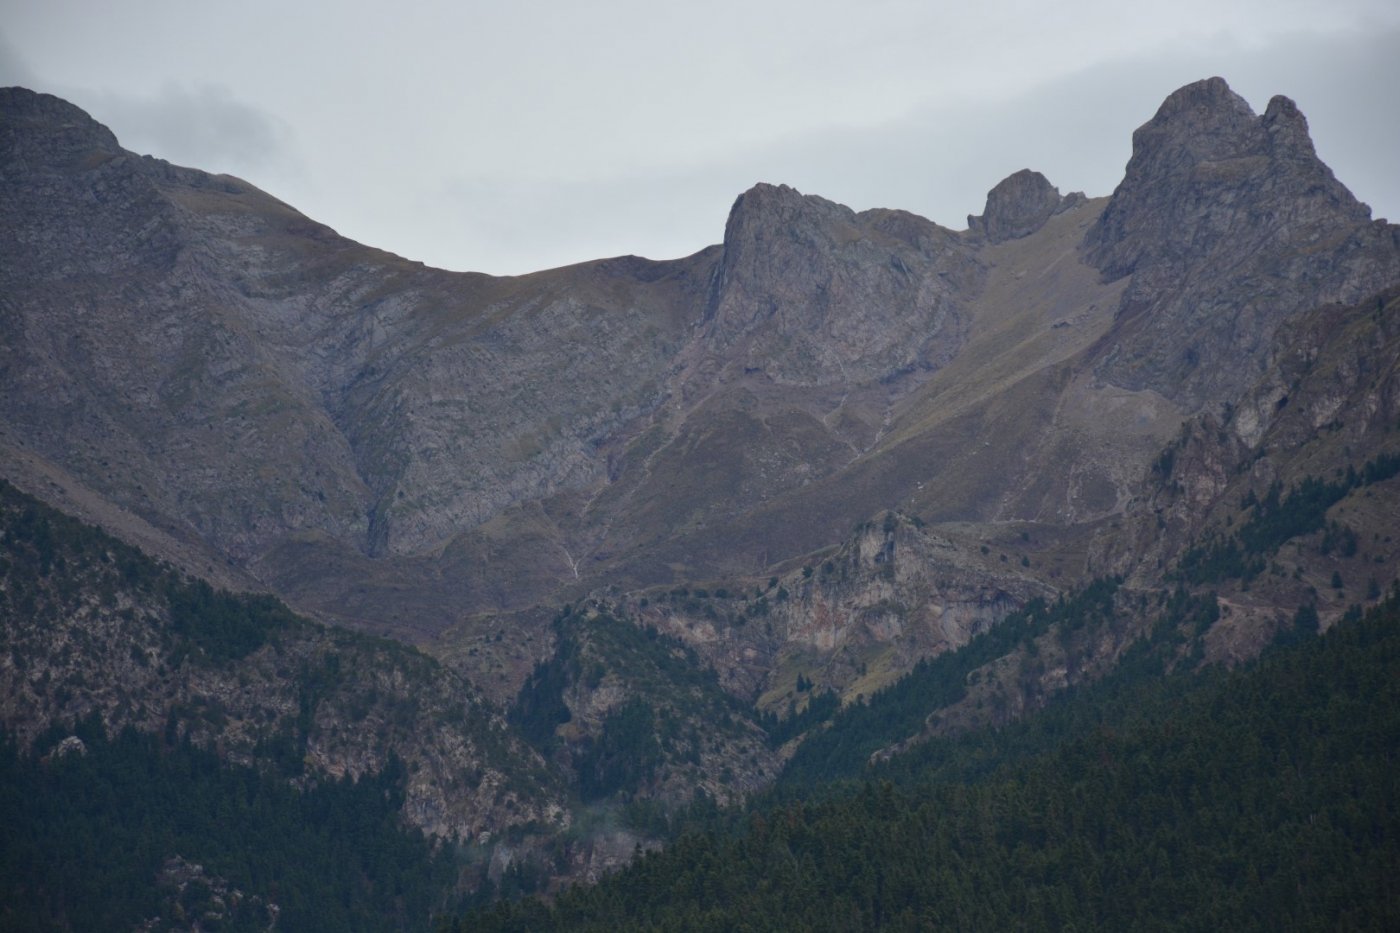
1086;76;1369;279
2;76;1397;650
1082;76;1397;408
966;168;1083;244
1140;75;1255;148
703;182;975;384
1136;77;1319;168
1261;93;1323;165
721;182;847;231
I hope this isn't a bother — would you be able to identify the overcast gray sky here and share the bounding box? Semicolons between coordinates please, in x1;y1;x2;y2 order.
3;0;1398;275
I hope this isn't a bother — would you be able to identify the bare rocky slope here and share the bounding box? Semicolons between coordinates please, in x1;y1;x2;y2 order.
7;79;1394;644
4;76;1400;868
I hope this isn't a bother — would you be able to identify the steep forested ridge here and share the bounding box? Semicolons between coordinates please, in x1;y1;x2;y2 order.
455;593;1400;931
778;578;1123;787
508;605;778;806
0;479;561;839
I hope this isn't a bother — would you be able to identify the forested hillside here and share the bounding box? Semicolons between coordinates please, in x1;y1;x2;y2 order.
0;725;456;931
456;591;1400;931
0;480;562;929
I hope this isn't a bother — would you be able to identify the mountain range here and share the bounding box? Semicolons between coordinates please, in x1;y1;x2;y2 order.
2;76;1399;926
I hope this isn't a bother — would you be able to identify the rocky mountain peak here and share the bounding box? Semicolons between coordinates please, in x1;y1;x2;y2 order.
1082;76;1397;409
2;85;111;134
1143;75;1255;142
1085;76;1368;279
701;182;975;385
721;182;850;234
1261;93;1319;161
2;88;186;283
966;168;1082;244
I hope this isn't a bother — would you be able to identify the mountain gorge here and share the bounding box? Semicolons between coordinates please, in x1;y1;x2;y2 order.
3;75;1400;927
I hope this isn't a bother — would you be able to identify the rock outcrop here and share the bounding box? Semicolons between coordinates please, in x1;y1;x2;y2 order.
630;512;1052;707
703;182;980;385
967;169;1083;244
1084;76;1400;408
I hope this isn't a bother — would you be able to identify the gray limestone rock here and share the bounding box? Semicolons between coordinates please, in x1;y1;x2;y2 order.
703;182;979;385
967;169;1082;244
1083;76;1400;409
3;77;1397;670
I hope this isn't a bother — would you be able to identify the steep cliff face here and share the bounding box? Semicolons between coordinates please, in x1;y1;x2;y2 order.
626;513;1054;710
1080;282;1400;670
702;183;979;386
1084;77;1400;409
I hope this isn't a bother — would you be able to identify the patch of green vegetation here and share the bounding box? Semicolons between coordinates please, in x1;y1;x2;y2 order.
0;720;457;932
777;577;1121;787
0;479;305;667
758;688;839;748
575;697;663;801
451;589;1400;932
1176;450;1400;584
508;605;760;807
167;578;303;664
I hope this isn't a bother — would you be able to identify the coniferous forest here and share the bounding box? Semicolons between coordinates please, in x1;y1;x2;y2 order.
0;723;457;931
5;473;1400;930
0;482;467;931
451;592;1400;931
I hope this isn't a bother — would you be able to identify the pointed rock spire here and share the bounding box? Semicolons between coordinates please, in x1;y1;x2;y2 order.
1085;76;1368;279
1081;77;1398;409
